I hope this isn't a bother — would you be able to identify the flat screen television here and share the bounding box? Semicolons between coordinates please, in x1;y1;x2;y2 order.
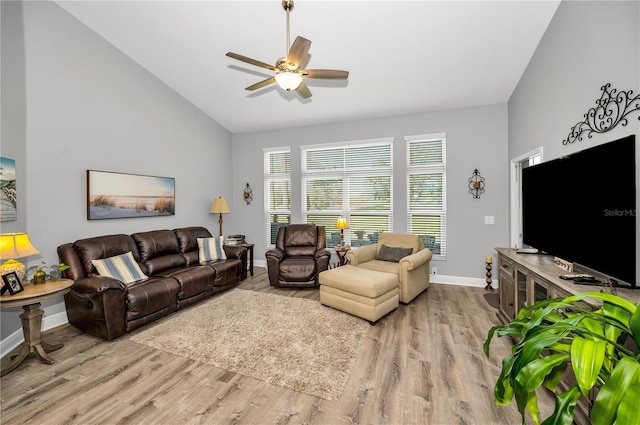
522;134;637;288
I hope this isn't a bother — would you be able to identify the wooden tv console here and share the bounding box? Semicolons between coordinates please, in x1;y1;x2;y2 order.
495;248;640;425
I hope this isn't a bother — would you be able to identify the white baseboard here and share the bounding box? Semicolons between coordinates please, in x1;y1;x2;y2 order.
430;274;497;289
1;311;69;358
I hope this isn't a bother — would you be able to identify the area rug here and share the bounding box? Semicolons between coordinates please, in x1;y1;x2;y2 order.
130;288;370;400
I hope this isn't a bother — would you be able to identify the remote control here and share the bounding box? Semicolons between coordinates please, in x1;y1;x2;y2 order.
559;274;595;280
573;277;602;285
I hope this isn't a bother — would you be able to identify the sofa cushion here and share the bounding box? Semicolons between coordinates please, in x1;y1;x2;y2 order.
357;260;399;276
156;266;216;299
198;237;227;263
376;244;414;262
376;233;422;255
92;251;148;284
74;234;141;276
132;229;185;274
282;224;318;257
174;226;213;266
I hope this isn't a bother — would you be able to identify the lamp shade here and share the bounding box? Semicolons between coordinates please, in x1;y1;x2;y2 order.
275;71;303;91
209;197;231;214
335;217;349;230
0;233;40;260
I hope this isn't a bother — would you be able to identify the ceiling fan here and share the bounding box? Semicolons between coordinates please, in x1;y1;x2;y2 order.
225;0;349;99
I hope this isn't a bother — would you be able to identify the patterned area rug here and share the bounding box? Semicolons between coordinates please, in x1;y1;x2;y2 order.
130;288;370;400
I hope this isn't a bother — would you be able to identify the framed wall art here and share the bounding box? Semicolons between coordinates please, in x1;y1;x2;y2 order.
87;170;175;220
0;156;17;222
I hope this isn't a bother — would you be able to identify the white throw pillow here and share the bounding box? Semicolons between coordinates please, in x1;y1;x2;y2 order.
92;251;148;284
198;236;227;263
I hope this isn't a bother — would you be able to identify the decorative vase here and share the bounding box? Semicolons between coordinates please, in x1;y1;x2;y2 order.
33;268;47;285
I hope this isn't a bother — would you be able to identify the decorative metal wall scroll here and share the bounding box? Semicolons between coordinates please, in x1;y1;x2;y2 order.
563;83;640;145
243;183;253;205
468;169;485;199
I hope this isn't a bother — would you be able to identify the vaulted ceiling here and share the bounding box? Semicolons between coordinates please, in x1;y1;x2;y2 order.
55;1;560;134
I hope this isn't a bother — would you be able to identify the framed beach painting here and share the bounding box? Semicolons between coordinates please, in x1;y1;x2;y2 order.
87;170;175;220
0;157;17;222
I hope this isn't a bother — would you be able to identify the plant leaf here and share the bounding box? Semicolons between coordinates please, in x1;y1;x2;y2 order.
540;385;581;425
516;353;570;394
591;357;640;425
543;361;567;392
613;383;640;425
571;336;606;396
629;310;640;351
526;390;541;425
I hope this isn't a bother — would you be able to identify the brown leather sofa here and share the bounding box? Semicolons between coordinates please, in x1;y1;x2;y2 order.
58;226;246;340
265;224;331;288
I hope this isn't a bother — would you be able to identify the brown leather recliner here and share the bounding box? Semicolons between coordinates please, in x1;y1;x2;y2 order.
266;224;331;288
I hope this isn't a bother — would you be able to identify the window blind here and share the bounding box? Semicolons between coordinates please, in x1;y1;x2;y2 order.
406;135;447;258
264;148;291;245
301;139;393;247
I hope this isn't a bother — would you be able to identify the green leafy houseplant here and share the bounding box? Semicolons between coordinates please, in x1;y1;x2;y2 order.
26;262;70;281
484;291;640;425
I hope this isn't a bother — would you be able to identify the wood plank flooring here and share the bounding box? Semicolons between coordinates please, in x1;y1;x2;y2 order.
1;268;554;424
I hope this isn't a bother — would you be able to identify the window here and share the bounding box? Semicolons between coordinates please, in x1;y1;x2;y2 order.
406;134;446;258
264;148;291;245
301;138;393;247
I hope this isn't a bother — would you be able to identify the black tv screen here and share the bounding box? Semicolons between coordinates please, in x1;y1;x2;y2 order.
522;135;637;287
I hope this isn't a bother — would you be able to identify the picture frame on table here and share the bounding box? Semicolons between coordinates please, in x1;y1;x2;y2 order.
1;272;24;295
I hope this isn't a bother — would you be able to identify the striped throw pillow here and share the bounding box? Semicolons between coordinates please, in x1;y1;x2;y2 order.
197;236;227;263
92;251;148;284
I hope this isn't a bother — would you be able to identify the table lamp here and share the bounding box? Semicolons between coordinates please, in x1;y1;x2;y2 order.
209;196;231;236
335;217;349;246
0;233;40;281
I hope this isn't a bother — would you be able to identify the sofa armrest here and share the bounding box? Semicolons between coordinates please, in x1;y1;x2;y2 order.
265;248;284;262
64;276;128;340
399;248;433;271
71;275;128;294
346;245;377;265
223;244;246;260
314;248;331;260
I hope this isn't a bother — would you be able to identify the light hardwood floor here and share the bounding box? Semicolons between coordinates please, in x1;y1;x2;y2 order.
1;268;554;424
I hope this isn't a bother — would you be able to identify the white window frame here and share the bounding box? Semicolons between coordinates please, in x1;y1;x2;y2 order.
300;137;394;247
405;133;447;260
264;147;291;247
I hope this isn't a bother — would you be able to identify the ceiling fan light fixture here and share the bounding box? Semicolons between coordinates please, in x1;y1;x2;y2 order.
275;71;303;91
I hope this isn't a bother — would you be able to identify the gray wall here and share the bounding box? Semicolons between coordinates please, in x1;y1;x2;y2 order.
231;103;510;280
1;1;233;340
508;1;639;281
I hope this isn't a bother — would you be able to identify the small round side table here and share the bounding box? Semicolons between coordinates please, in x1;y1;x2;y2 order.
0;278;74;376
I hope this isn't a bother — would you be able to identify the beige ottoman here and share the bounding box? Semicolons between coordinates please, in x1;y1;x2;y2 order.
319;265;399;324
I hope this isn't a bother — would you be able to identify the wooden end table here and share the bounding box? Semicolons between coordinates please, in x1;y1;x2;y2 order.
241;243;255;276
333;246;351;266
226;242;255;277
0;278;74;376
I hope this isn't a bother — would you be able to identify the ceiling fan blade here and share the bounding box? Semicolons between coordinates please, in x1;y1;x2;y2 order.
286;36;311;68
303;69;349;80
295;81;312;99
245;77;276;91
226;52;278;71
299;53;311;70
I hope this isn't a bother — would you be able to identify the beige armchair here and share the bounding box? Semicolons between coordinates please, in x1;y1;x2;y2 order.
345;232;432;303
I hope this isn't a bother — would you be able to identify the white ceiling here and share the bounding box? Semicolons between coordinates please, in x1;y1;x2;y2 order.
54;0;560;134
